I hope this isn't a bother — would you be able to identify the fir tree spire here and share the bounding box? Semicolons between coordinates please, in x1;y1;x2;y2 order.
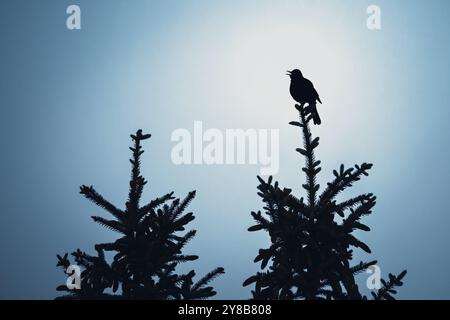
244;103;406;300
56;130;224;299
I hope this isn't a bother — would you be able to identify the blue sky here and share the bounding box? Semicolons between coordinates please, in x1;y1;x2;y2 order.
1;0;450;299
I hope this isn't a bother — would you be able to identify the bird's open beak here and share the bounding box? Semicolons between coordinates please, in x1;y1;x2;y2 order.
286;70;292;76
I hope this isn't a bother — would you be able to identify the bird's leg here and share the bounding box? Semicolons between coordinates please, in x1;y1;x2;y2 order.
304;103;313;114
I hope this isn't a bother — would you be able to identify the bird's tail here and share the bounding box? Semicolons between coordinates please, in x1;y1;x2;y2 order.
309;103;321;125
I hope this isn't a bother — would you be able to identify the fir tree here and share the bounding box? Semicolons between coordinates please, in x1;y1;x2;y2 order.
56;130;224;299
243;104;406;300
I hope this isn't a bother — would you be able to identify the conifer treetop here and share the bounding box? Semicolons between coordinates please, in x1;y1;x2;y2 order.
56;130;224;300
244;104;406;300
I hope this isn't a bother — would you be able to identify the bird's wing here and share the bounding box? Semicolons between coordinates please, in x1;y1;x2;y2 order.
316;91;322;104
305;79;322;104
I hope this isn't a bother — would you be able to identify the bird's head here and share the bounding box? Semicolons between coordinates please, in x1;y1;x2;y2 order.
286;69;303;80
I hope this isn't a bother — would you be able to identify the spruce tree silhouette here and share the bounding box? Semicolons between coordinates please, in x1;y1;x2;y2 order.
243;104;406;300
56;130;224;299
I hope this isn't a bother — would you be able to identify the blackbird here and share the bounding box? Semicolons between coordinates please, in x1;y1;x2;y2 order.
287;69;322;125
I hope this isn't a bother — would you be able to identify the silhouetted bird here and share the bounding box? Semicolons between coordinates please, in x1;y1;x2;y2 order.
287;69;322;125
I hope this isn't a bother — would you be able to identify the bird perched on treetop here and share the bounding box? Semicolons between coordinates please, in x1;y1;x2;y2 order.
287;69;322;125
